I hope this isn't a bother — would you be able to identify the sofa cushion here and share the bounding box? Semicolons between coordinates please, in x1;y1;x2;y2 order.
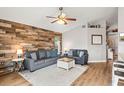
71;50;85;57
25;51;32;58
73;50;79;57
68;50;73;56
38;50;46;59
79;51;84;57
73;57;82;61
46;50;52;58
30;52;37;60
72;50;77;57
77;50;80;57
45;57;57;63
51;49;58;57
34;60;45;65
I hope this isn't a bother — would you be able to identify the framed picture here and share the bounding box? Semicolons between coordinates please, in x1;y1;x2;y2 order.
120;33;124;41
92;35;102;45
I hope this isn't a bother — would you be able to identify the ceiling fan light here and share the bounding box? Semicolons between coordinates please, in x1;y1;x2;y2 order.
57;19;65;24
61;13;66;18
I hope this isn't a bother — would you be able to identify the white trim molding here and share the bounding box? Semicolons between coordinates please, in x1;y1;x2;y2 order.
88;60;106;63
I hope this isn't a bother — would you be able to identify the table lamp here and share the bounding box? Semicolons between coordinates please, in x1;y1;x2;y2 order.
17;49;23;58
64;48;68;56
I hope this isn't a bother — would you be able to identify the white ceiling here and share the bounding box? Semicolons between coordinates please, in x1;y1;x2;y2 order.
0;7;118;32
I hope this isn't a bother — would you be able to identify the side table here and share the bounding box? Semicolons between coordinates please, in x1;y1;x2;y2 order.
57;57;75;71
0;57;14;76
12;58;24;72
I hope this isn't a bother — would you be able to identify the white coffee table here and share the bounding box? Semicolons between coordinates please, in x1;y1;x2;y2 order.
57;57;75;71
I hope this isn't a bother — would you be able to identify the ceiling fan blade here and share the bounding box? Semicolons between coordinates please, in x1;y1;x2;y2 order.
65;18;76;21
62;19;67;25
46;16;57;18
64;21;68;25
51;20;58;23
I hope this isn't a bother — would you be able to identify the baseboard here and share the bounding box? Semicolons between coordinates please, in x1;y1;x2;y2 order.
88;60;106;63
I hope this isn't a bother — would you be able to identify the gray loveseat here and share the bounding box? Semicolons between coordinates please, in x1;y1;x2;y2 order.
68;49;88;65
24;49;58;72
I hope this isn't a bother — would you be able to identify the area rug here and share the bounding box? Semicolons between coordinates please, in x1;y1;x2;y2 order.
19;64;88;86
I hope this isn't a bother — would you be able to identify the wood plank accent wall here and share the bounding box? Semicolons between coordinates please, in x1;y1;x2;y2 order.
0;19;62;58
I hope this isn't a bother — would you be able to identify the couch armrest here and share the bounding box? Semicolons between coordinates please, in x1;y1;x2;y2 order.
74;54;88;65
25;57;35;62
24;58;35;70
83;54;88;61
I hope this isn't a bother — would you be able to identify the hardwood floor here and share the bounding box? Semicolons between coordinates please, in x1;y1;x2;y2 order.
71;62;112;86
1;62;123;86
0;72;31;86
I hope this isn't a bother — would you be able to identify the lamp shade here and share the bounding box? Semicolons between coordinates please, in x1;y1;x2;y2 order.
17;49;23;54
64;48;68;51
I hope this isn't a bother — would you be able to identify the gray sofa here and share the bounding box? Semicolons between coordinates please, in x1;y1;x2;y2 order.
68;49;88;65
24;49;58;72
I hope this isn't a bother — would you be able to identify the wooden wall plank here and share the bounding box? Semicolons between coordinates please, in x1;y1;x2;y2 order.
0;22;12;28
0;19;62;59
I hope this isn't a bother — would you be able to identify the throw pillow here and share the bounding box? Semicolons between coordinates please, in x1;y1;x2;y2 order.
77;50;80;57
46;50;51;58
25;51;31;58
68;50;73;56
51;49;58;57
73;50;78;57
79;51;84;57
30;52;37;60
38;50;46;59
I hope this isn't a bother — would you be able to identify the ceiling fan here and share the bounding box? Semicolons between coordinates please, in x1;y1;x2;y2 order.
46;7;76;25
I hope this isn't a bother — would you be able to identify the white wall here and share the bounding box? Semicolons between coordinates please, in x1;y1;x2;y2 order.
118;8;124;56
87;22;106;62
62;21;107;62
62;25;87;53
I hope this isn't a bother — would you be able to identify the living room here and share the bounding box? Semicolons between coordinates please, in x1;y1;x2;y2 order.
0;7;123;86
